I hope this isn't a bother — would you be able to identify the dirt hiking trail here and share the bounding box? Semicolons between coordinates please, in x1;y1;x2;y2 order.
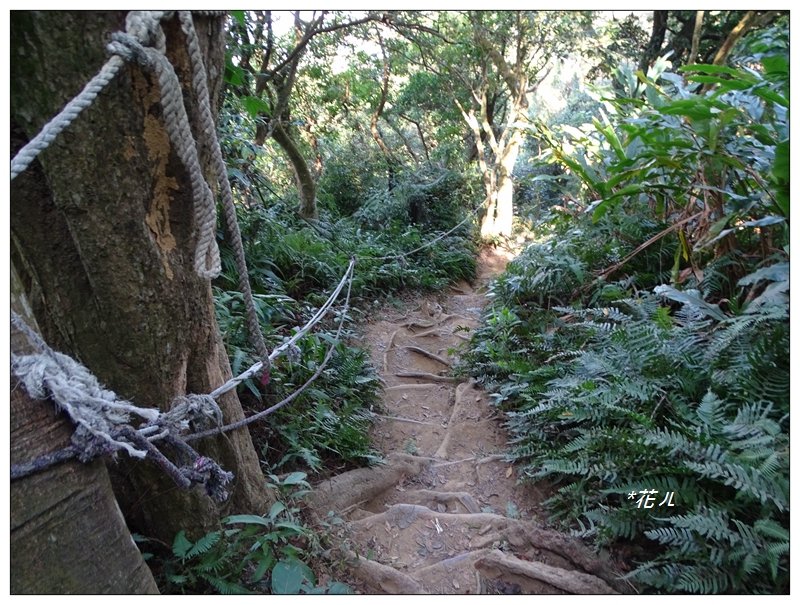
308;247;623;595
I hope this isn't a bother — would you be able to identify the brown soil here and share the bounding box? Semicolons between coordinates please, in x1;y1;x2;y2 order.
307;246;624;595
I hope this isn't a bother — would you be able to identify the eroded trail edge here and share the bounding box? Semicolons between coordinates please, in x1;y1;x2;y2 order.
308;248;623;595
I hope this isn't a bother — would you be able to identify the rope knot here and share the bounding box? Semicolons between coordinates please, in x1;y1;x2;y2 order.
107;32;152;67
125;10;171;50
163;393;223;433
180;456;234;503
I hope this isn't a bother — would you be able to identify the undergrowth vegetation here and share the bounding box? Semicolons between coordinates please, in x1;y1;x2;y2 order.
214;144;477;475
466;22;789;595
140;473;352;594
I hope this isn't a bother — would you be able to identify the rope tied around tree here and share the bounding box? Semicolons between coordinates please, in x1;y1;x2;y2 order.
108;22;221;279
11;10;274;378
10;257;356;493
10;310;233;501
177;11;271;369
11;10;222;280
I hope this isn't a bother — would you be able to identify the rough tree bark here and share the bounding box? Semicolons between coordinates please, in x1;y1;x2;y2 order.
10;11;271;545
11;266;160;594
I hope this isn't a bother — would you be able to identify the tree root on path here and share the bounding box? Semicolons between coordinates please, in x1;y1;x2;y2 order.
403;345;452;367
434;380;472;458
384;383;440;391
395;371;461;383
339;548;424;594
383;328;401;373
404;327;473;341
307;454;430;515
432;454;506;469
374;414;440;427
399;489;481;514
351;504;620;587
401;313;466;330
474;549;618;595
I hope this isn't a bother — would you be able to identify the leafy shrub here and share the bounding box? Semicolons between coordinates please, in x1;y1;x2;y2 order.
468;24;789;594
149;473;353;595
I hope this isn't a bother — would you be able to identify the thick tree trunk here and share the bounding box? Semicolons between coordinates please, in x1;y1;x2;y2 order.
10;11;271;544
11;265;159;594
480;133;520;238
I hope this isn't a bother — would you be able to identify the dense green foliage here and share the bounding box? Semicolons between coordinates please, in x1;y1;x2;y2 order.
467;21;789;594
142;473;351;594
213;190;476;473
172;10;790;595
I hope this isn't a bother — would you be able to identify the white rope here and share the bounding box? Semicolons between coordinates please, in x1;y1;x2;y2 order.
12;10;222;279
178;11;267;356
210;257;356;398
10;56;127;180
10;257;354;458
9;11;170;181
10;314;158;459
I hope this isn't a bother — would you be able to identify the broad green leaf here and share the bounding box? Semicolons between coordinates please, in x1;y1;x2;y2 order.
229;10;246;28
771;139;789;216
240;95;272;118
680;64;754;78
327;581;354;594
653;285;727;321
273;521;308;534
225;514;271;527
271;559;314;594
687;75;751;90
252;553;275;583
269;501;287;521
224;62;247;88
660;99;714;121
738;262;789;287
281;471;308;485
751;85;789;108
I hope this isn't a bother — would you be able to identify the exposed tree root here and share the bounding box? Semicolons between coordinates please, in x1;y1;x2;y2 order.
384;383;440;391
474;549;618;595
432;454;506;468
350;503;619;587
374;414;440;427
395;371;461;383
308;454;429;515
434;380;472;458
403;345;451;367
400;489;481;514
383;328;400;373
340;548;424;594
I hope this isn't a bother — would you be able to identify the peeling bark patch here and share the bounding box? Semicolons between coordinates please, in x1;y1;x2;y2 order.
141;113;178;280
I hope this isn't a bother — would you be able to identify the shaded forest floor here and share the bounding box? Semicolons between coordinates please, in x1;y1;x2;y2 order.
306;247;625;594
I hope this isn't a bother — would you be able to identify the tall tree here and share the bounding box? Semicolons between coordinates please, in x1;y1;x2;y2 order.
408;11;589;237
10;11;271;545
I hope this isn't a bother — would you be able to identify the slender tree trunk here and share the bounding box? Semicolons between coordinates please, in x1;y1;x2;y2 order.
384;116;420;164
712;10;758;65
11;265;160;594
10;11;271;544
688;11;705;65
270;121;319;219
400;113;431;164
639;11;668;72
